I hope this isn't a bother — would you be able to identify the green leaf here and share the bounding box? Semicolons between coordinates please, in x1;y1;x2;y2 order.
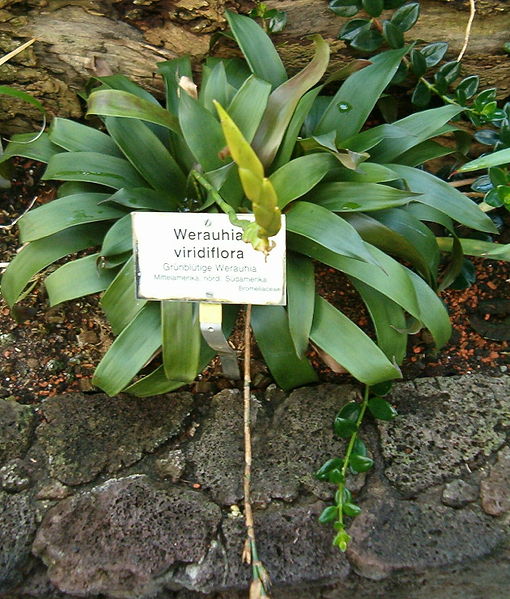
391;2;420;31
458;148;510;172
251;305;318;390
45;253;116;306
0;132;60;165
287;253;315;358
362;0;383;17
286;201;383;265
310;295;401;385
349;454;374;472
352;279;407;363
18;193;124;242
1;223;109;307
339;401;362;421
312;182;418;212
389;164;498;233
101;257;146;334
368;396;398;420
410;49;427;77
200;60;232;113
42;152;147;189
316;458;343;480
0;85;44;114
92;303;161;395
179;92;226;172
101;214;132;257
225;11;287;88
157;57;193;114
368;104;463;162
383;21;404;48
227;75;272;142
411;80;431;107
289;235;452;348
329;1;359;17
350;28;384;52
343;502;362;517
105;116;186;193
86;89;180;134
49;118;123;156
333;529;351;551
271;154;334;208
319;506;339;524
316;46;408;141
334;417;358;438
436;237;510;262
328;468;345;484
396;140;453;167
324;163;399;183
436;61;461;86
456;75;479;100
162;301;200;382
252;35;330;167
106;187;180;211
419;42;448;67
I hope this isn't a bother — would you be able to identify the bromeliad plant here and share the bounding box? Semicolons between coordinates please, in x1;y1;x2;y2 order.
0;12;502;396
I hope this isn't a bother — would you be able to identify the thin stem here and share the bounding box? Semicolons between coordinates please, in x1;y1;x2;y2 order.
243;304;271;598
457;0;476;62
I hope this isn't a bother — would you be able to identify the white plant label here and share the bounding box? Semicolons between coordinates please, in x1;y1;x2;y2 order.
132;212;286;305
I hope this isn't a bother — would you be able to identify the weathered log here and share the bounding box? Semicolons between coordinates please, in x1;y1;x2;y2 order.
0;0;508;133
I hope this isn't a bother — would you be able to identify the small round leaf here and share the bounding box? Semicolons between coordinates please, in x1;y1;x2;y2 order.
343;502;362;516
349;454;374;472
328;468;346;484
410;49;427;78
333;529;351;551
316;458;343;480
383;21;404;48
319;505;339;523
362;0;384;17
390;2;420;31
420;42;448;67
368;396;398;420
334;417;358;438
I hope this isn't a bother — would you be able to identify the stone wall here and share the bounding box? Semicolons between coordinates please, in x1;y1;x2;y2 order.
1;375;509;598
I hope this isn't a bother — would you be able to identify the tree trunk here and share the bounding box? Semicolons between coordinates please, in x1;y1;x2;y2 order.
0;0;508;133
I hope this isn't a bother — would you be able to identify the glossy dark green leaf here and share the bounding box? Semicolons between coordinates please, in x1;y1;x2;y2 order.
328;469;345;484
106;187;179;211
18;193;123;242
350;28;384;52
92;303;161;395
1;223;109;307
251;305;318;390
474;130;500;146
410;49;427;77
310;295;401;385
368;396;398;420
411;80;431;107
362;0;383;17
42;152;147;189
45;253;116;306
287;253;315;358
334;417;358;438
49;118;123;156
200;61;232;113
316;47;408;141
329;2;359;17
435;61;461;87
371;379;394;396
316;457;343;480
456;75;479;100
226;11;287;88
338;18;371;41
391;2;420;31
419;42;448;67
349;454;374;473
339;401;361;421
383;21;404;49
319;506;339;523
343;502;362;516
396;140;453;167
489;167;508;187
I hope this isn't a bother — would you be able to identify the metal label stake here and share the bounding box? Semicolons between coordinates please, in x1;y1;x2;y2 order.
199;303;240;380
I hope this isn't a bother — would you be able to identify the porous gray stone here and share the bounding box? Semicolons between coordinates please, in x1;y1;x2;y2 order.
187;385;359;505
36;392;193;485
220;503;350;591
154;449;186;482
252;384;360;504
0;458;31;492
481;445;510;516
378;376;510;494
33;475;222;598
0;400;35;464
347;495;504;580
442;479;479;508
0;490;37;592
